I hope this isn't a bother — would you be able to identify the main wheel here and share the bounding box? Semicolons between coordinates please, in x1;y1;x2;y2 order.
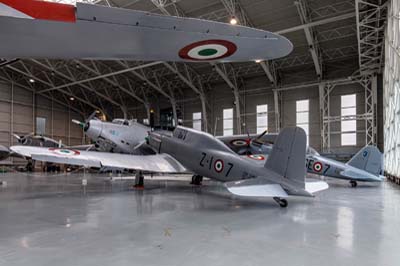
350;180;357;187
273;197;288;208
191;175;203;185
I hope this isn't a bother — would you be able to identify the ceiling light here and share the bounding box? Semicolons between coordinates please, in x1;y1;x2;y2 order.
29;78;35;83
230;16;237;25
255;59;262;63
69;97;75;101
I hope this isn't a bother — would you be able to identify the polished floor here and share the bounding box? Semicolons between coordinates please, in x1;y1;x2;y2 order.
0;172;399;266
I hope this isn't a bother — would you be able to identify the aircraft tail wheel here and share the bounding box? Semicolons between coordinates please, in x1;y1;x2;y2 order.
350;180;357;187
273;197;288;208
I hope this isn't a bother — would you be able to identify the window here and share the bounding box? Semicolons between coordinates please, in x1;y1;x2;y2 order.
296;99;309;143
36;117;46;135
341;94;357;146
223;108;233;136
192;112;202;131
143;118;149;125
256;104;268;133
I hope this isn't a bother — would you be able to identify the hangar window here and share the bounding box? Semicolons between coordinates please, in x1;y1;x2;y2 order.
296;100;309;144
36;117;46;135
223;108;233;136
192;112;202;131
341;94;357;146
256;104;268;133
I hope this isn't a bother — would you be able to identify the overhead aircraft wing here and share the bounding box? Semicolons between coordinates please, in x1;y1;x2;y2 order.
0;1;292;61
10;146;186;173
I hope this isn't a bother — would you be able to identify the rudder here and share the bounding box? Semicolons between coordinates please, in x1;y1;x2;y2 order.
264;127;307;188
346;145;383;176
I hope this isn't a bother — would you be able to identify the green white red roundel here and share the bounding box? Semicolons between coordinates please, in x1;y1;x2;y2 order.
247;154;265;160
313;162;323;172
49;148;80;156
179;40;237;61
214;159;224;173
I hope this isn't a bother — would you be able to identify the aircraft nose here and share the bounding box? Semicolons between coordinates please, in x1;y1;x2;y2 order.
85;120;102;139
84;122;90;132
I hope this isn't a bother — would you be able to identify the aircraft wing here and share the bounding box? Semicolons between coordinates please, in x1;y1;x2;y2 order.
0;1;292;61
10;146;186;173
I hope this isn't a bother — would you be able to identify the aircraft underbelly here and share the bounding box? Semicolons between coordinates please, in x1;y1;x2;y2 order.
0;3;292;61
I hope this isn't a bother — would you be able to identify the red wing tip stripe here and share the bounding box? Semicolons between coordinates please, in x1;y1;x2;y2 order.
1;0;76;22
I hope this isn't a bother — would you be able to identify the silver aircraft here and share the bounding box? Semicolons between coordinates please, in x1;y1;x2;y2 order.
219;133;384;187
72;112;151;154
10;126;328;207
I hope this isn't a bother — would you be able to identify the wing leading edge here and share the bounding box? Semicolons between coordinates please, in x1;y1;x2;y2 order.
10;146;186;173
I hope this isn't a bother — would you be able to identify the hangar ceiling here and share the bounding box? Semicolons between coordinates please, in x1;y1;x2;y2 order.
0;0;387;118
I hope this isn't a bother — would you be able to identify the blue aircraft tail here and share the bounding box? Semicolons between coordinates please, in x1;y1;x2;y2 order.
346;146;383;176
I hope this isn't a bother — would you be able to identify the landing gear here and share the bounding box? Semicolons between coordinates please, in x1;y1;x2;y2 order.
190;175;203;185
273;197;288;208
134;171;144;189
350;180;358;187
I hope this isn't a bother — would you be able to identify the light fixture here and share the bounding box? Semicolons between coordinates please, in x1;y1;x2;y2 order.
69;97;75;101
29;78;35;83
230;16;237;25
255;59;262;63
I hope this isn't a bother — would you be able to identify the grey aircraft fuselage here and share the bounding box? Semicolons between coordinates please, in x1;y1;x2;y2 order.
149;127;310;196
305;153;382;182
252;143;383;182
84;119;149;154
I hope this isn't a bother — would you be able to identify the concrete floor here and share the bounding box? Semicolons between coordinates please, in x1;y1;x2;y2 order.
0;172;399;266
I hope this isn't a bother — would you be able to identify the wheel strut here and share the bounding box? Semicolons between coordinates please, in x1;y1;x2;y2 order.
273;197;288;208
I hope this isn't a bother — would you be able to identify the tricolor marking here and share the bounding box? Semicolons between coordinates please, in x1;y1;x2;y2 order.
49;148;80;156
0;0;76;22
214;159;224;173
247;154;265;161
179;40;237;61
313;162;323;172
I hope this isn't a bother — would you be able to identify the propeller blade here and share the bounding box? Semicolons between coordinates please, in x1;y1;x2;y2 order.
86;110;98;122
133;140;146;150
12;133;21;140
72;119;85;128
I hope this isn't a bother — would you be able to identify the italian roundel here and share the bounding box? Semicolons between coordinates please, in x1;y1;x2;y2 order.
313;162;323;172
247;154;265;160
214;159;224;173
179;40;237;61
49;148;80;156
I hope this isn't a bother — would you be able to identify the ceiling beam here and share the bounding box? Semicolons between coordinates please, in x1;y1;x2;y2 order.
37;61;162;94
295;0;322;78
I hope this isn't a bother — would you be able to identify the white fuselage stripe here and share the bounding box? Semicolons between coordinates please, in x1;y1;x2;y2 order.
0;3;33;19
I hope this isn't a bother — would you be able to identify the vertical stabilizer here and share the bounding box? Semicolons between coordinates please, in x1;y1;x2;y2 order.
264;127;307;188
346;145;383;176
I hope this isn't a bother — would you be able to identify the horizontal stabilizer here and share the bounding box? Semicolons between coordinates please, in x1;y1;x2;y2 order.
305;181;329;194
340;169;384;182
225;179;288;198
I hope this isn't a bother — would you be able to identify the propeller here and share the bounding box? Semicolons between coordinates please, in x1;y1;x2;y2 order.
72;110;98;132
13;132;34;145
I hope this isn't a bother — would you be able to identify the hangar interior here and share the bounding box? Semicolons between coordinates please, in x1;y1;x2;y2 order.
0;0;399;265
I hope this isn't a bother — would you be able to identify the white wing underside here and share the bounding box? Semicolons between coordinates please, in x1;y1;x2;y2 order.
10;146;186;173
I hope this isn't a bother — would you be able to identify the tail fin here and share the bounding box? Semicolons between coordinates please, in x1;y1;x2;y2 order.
264;127;307;188
346;145;383;176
